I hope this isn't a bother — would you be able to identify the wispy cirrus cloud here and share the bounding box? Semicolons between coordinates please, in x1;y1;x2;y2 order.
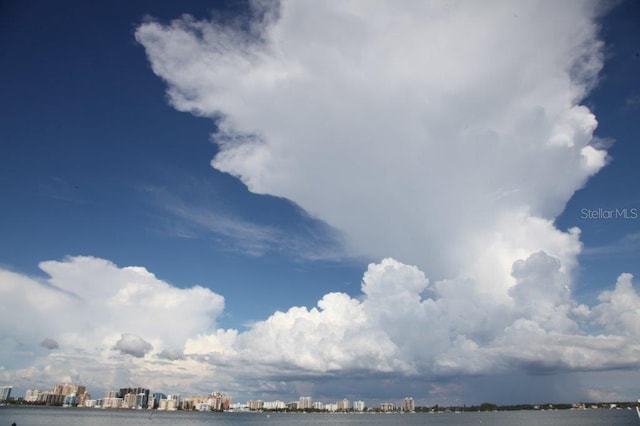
142;184;346;260
582;231;640;258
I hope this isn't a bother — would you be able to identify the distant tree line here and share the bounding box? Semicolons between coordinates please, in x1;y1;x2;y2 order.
414;402;590;412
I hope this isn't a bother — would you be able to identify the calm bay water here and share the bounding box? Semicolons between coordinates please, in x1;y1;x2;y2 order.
1;406;638;426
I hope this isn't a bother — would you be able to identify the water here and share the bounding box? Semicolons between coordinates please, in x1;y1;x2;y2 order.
0;407;638;425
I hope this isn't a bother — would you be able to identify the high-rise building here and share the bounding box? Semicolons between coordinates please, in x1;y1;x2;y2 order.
104;390;119;399
123;393;137;409
135;393;148;409
166;393;181;405
0;386;12;402
45;393;65;405
63;393;79;407
119;387;149;408
61;384;86;397
24;389;41;402
337;398;350;411
52;384;87;399
207;392;231;411
150;392;166;409
402;397;415;412
353;400;366;412
298;396;313;410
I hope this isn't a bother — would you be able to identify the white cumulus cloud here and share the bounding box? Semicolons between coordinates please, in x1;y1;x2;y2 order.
2;255;640;401
0;256;224;391
181;256;640;399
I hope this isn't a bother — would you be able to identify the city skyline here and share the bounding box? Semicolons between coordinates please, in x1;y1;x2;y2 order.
4;381;638;413
1;0;640;405
4;381;398;412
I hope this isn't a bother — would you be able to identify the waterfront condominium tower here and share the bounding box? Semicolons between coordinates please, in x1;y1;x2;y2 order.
402;397;415;412
0;386;12;402
298;396;313;410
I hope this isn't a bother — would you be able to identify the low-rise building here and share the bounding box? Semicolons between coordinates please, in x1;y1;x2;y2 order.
263;400;287;410
158;398;178;411
247;399;264;410
101;397;123;409
195;402;212;411
380;402;394;412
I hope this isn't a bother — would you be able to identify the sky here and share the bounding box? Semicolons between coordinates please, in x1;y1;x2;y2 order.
1;0;639;406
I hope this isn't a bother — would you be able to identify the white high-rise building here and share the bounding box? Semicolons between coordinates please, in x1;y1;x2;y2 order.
167;394;181;403
298;396;313;410
353;400;366;412
337;398;350;411
325;403;338;412
25;389;41;402
402;397;415;412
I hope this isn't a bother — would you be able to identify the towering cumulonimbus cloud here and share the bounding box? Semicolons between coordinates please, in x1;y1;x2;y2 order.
4;1;640;404
113;0;640;400
135;0;606;286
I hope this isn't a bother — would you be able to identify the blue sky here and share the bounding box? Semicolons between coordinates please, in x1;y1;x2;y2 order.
556;1;640;304
0;0;364;326
1;0;639;406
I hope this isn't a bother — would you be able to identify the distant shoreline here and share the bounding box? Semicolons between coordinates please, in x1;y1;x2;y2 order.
2;400;638;413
